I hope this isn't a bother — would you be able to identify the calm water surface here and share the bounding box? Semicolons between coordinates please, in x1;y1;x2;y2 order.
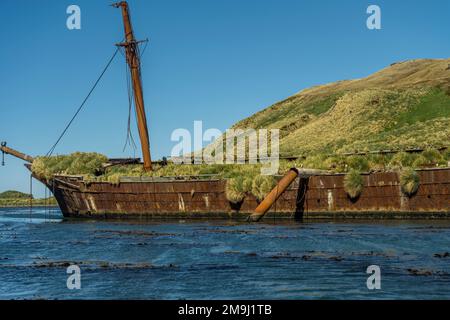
0;207;449;300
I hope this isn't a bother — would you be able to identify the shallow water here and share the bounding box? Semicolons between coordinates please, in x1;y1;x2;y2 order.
0;207;449;300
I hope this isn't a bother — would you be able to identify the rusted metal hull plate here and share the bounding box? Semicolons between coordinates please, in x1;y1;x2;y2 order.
48;168;450;219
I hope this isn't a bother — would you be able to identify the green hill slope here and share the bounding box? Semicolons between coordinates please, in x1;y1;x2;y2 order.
0;190;56;207
233;59;450;156
0;190;32;199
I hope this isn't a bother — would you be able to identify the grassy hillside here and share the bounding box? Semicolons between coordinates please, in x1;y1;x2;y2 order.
0;190;56;207
0;190;31;199
233;59;450;156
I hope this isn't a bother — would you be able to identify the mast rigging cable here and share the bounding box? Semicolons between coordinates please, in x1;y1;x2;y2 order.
46;48;120;157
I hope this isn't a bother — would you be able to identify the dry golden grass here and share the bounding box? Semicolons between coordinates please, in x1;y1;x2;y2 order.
225;177;246;203
251;175;276;201
344;170;364;199
279;88;427;155
32;152;108;180
400;168;420;196
230;59;450;157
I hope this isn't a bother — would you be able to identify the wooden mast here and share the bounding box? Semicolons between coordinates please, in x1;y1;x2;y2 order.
113;1;152;171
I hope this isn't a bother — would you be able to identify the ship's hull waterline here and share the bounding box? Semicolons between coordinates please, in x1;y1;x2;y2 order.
37;167;450;219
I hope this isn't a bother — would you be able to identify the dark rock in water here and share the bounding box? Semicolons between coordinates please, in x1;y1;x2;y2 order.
94;229;176;237
223;250;241;255
200;228;255;235
33;261;73;268
433;252;450;258
329;256;344;262
30;260;162;270
272;235;295;239
350;251;397;258
270;255;282;259
107;262;154;269
270;252;292;259
407;268;433;276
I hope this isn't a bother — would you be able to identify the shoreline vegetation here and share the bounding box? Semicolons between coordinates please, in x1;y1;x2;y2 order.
28;147;449;203
0;191;57;208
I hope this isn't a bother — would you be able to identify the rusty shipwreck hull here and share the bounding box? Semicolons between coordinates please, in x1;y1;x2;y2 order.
41;167;450;219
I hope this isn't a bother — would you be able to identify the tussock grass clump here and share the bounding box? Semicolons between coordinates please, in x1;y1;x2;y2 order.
293;149;447;173
303;155;329;170
411;155;428;168
278;159;303;173
225;177;246;203
388;152;414;168
410;148;445;167
226;174;277;203
32;152;108;180
251;175;276;201
323;156;346;172
225;170;277;203
197;165;224;175
367;154;390;171
242;176;254;193
145;163;263;179
400;167;420;196
444;149;450;162
105;173;122;186
344;170;364;199
346;156;369;172
421;148;445;166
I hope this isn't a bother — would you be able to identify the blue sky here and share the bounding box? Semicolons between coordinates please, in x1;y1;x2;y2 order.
1;0;449;196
